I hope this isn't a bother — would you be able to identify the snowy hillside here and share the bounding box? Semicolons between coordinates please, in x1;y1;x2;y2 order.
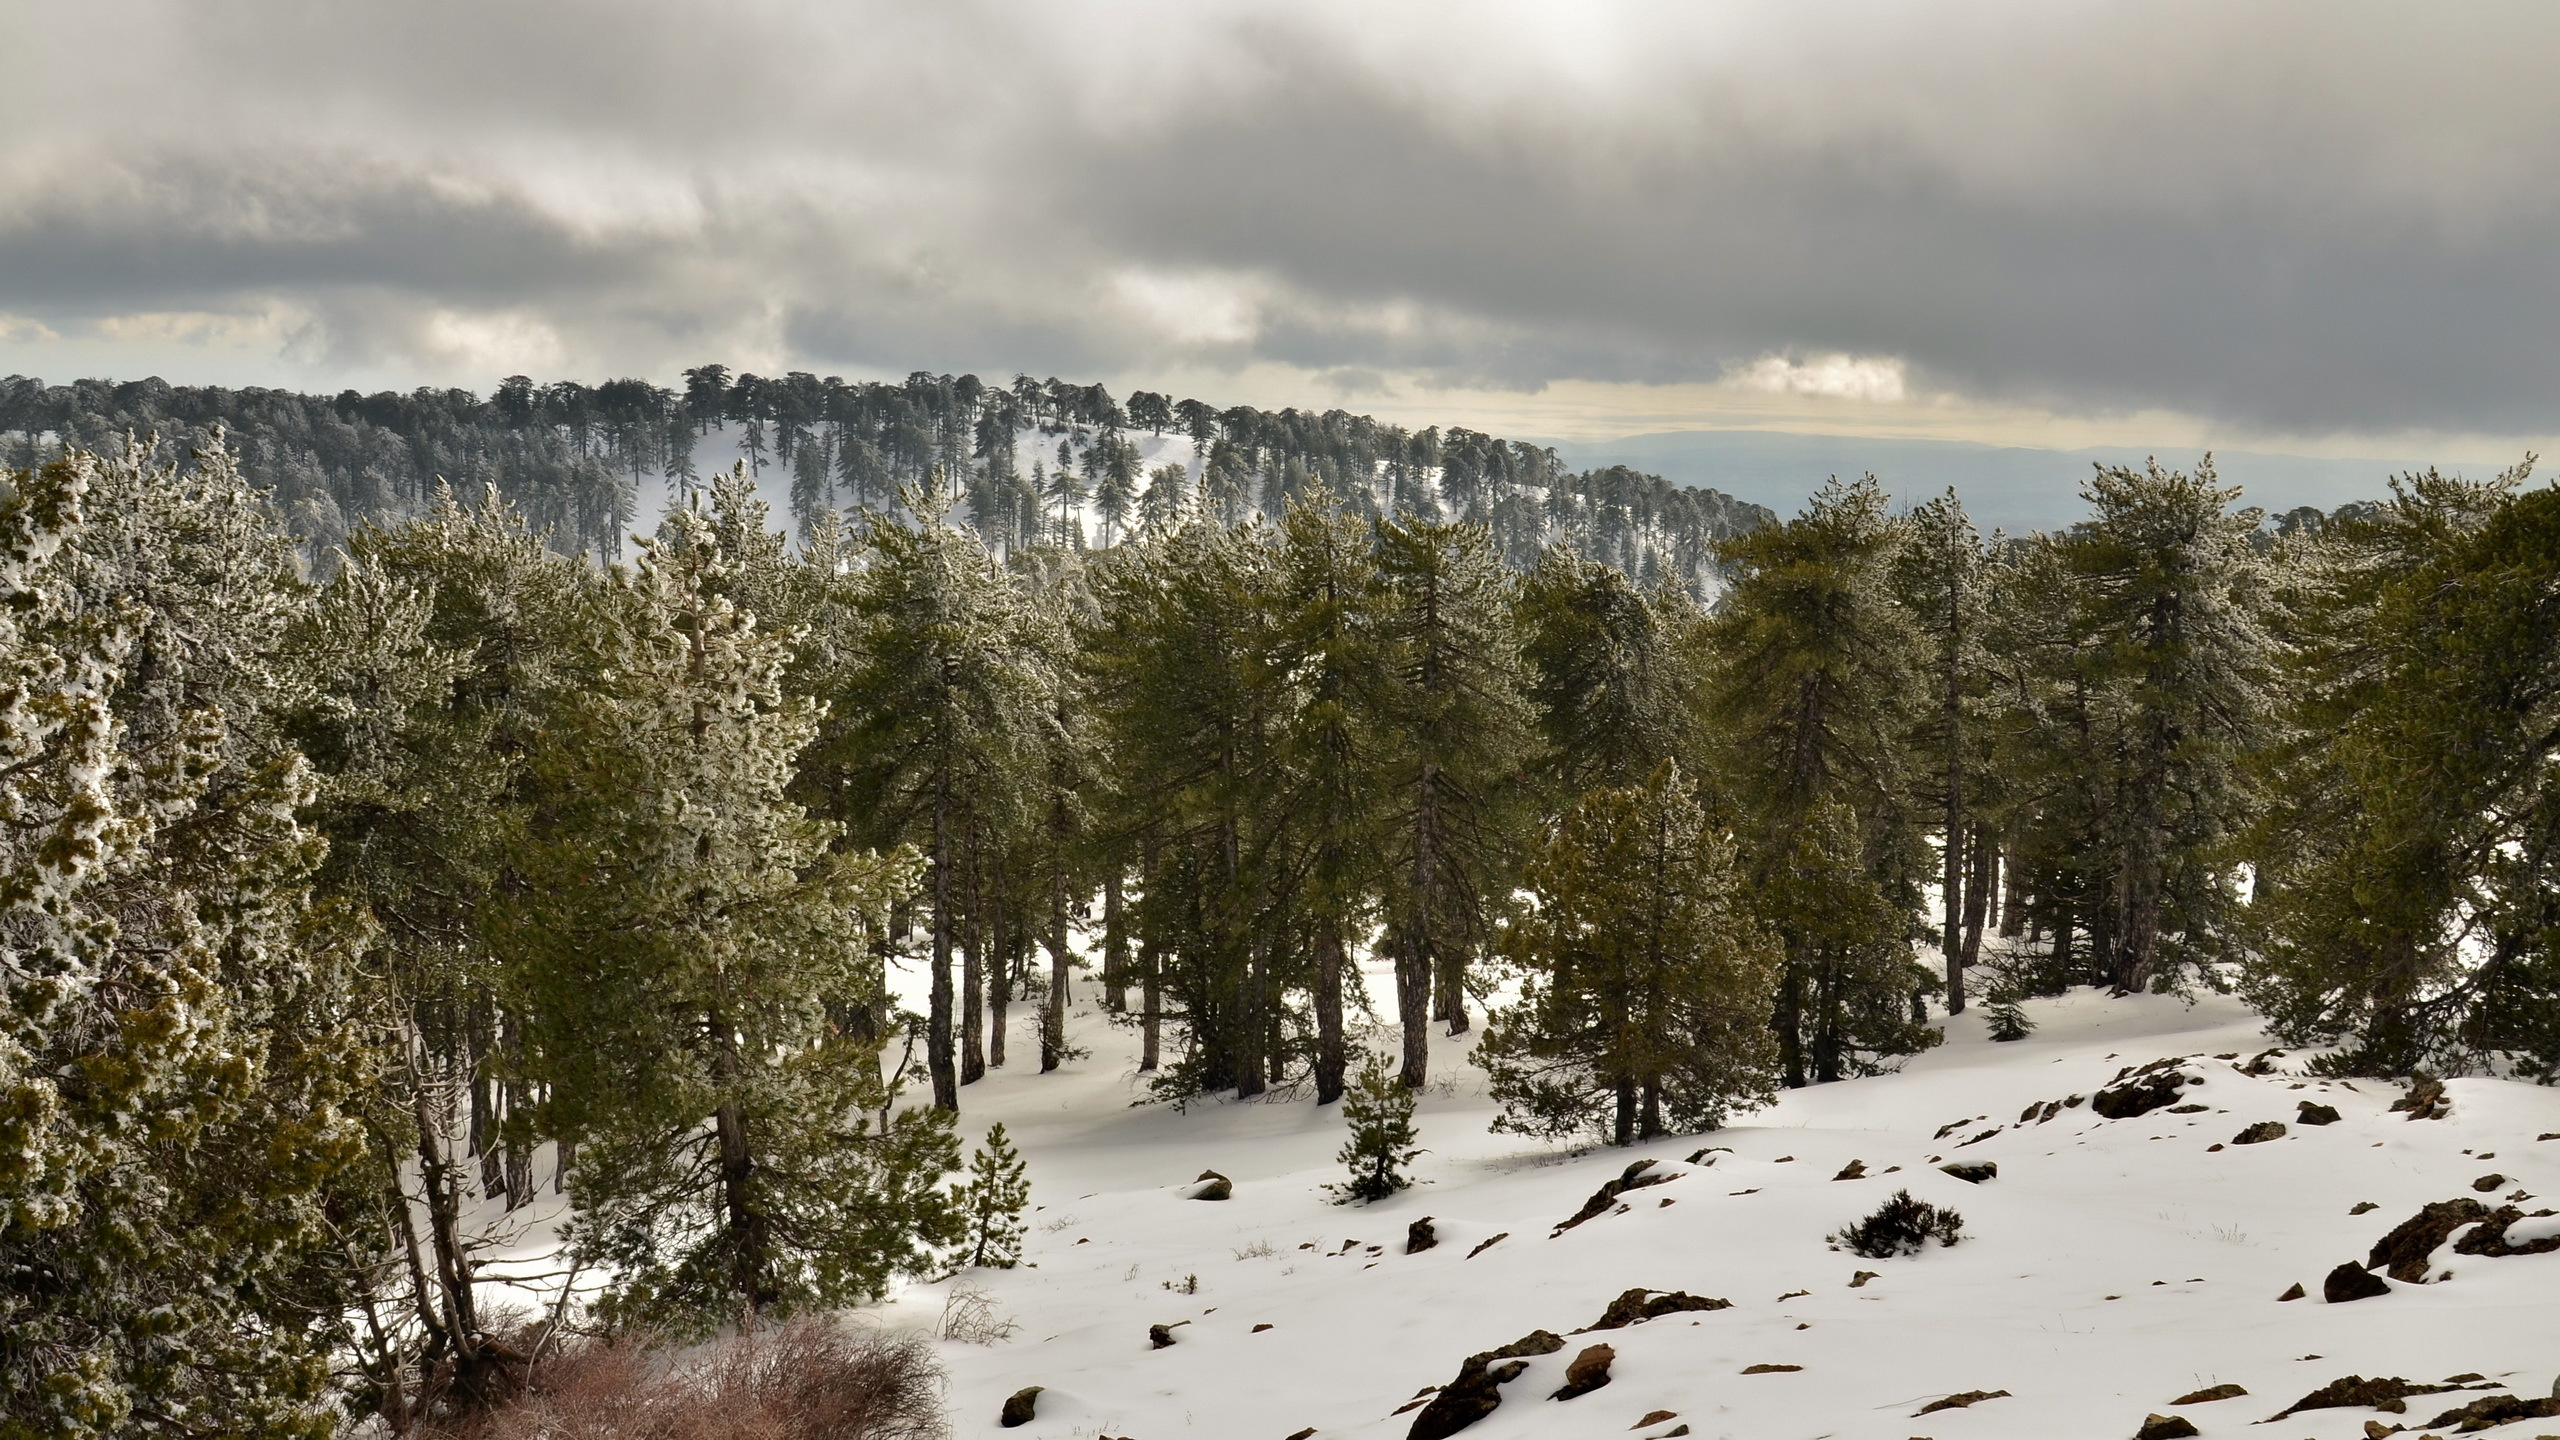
897;967;2560;1440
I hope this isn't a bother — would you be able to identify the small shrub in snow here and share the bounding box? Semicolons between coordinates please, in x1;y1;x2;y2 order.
938;1286;1020;1345
1829;1189;1965;1258
1328;1051;1422;1204
457;1317;944;1440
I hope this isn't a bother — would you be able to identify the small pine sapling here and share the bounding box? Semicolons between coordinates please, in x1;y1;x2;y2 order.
956;1123;1031;1269
1977;954;2036;1041
1329;1051;1424;1204
1830;1189;1965;1258
1984;994;2033;1042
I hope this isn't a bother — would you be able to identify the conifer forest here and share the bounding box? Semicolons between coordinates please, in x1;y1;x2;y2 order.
6;366;2560;1437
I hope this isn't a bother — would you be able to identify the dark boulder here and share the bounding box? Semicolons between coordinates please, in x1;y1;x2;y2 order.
2091;1063;2189;1120
2269;1374;2456;1419
2296;1100;2341;1125
1406;1216;1438;1254
2133;1415;2199;1439
2324;1262;2391;1303
2366;1198;2489;1281
1554;1159;1674;1233
1406;1331;1563;1440
1581;1288;1730;1332
2231;1120;2287;1145
1938;1161;1997;1183
2453;1205;2560;1258
2420;1393;2560;1430
1549;1344;1614;1400
1000;1386;1044;1427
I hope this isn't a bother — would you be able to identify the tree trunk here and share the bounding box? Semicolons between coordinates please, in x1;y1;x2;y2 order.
1042;845;1070;1072
1941;649;1965;1014
1960;824;1994;966
1139;935;1162;1073
1998;848;2027;938
1776;956;1806;1088
929;779;958;1110
1613;1074;1637;1147
1640;1080;1663;1141
1235;937;1267;1099
1437;951;1469;1035
1400;760;1439;1089
1102;869;1129;1013
714;1100;771;1312
987;851;1009;1070
962;833;987;1085
1314;923;1346;1104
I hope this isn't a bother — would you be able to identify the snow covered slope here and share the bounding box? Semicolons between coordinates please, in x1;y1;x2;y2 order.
901;966;2560;1440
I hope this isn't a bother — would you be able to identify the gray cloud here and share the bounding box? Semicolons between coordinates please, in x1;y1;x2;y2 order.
3;1;2557;434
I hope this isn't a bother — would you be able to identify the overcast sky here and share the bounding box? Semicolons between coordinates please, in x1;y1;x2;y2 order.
4;1;2555;458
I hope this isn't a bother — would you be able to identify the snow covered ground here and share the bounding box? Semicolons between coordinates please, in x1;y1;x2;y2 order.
901;960;2560;1440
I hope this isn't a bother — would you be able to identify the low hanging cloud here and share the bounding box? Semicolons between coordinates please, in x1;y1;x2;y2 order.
2;0;2557;436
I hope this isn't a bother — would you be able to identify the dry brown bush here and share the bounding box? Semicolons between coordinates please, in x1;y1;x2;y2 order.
437;1316;944;1440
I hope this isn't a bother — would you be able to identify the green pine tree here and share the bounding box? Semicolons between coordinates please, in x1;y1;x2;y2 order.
1329;1051;1422;1203
1375;515;1534;1085
1708;475;1934;1086
2058;458;2273;992
955;1122;1031;1268
503;501;958;1335
2245;462;2560;1074
1477;764;1783;1143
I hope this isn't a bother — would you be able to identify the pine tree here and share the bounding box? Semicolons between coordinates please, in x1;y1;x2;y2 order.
285;483;603;1421
0;445;373;1438
1477;764;1782;1143
1891;491;1988;1013
1709;475;1934;1085
1516;545;1701;808
1082;521;1288;1099
1271;491;1391;1104
1329;1051;1422;1203
2245;463;2560;1073
1375;515;1533;1085
814;490;1049;1110
2059;458;2272;992
503;502;958;1333
1139;462;1189;535
954;1122;1031;1268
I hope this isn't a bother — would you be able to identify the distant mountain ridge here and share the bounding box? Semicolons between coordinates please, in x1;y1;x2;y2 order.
0;372;1771;597
1548;427;2507;535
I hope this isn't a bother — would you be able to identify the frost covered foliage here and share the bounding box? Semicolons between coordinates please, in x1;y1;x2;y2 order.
1330;1051;1423;1203
505;498;955;1337
0;447;372;1439
1831;1189;1966;1258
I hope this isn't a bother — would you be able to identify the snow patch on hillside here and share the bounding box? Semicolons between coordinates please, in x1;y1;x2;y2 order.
903;966;2560;1439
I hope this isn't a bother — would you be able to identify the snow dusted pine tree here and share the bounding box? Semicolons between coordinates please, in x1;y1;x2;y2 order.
0;446;373;1438
1329;1050;1423;1203
506;501;959;1335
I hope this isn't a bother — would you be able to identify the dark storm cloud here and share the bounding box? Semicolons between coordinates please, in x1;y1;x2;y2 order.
3;0;2556;433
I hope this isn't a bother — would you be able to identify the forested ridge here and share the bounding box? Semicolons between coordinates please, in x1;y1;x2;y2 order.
0;369;1771;593
4;394;2559;1437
